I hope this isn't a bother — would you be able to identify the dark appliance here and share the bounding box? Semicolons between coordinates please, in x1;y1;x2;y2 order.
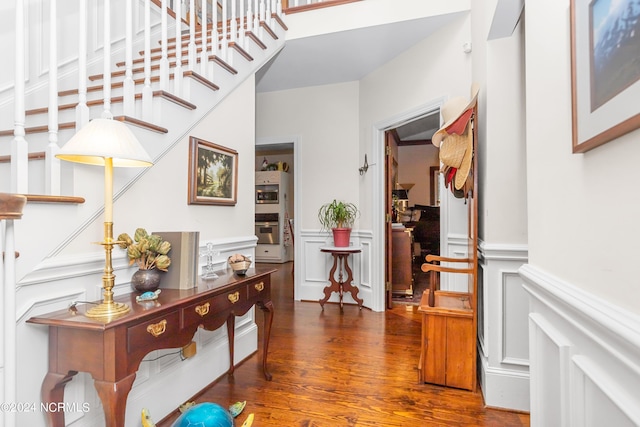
255;213;280;244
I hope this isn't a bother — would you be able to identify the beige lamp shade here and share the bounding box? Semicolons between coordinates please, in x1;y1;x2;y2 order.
56;118;153;167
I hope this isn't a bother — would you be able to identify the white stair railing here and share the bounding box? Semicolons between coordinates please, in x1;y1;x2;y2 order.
6;0;287;197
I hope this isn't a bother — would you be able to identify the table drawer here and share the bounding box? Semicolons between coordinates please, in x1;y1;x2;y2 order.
248;278;269;299
183;288;249;327
127;311;180;353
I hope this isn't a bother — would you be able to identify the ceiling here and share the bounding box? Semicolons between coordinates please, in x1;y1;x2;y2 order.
254;1;524;145
254;12;466;143
255;13;463;94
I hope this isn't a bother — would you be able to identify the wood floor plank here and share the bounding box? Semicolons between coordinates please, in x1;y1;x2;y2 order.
156;263;529;427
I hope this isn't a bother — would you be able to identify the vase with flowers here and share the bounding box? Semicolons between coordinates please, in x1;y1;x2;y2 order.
117;228;171;293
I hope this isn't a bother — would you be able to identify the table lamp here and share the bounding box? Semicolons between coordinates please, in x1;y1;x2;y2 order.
56;118;153;319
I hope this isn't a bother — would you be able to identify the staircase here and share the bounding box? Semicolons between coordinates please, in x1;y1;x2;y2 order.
0;2;286;425
0;0;286;281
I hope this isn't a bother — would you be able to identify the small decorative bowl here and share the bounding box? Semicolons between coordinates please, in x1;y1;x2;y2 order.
228;257;251;276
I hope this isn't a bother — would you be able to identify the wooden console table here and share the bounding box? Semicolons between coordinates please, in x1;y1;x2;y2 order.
319;246;363;310
27;267;275;427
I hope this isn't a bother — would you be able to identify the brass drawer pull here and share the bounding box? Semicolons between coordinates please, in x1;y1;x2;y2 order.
228;291;240;304
146;319;167;337
195;302;210;317
254;282;264;292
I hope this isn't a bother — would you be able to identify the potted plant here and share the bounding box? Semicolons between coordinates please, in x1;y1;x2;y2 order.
318;199;359;247
117;228;171;293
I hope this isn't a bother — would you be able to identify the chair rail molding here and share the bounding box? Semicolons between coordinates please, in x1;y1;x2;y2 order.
521;263;640;427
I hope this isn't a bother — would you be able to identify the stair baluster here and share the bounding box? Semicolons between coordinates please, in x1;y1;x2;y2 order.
102;0;113;118
76;0;90;130
254;0;261;40
46;0;61;196
239;0;246;49
124;0;136;117
200;0;209;76
247;0;254;46
12;0;28;194
188;0;197;71
222;0;229;63
231;0;238;45
160;0;170;90
143;0;154;120
174;0;184;96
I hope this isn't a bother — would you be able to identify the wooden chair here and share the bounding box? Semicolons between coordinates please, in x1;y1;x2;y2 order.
420;254;473;307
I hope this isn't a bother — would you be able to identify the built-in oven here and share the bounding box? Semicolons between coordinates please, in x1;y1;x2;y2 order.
256;184;279;204
255;213;280;244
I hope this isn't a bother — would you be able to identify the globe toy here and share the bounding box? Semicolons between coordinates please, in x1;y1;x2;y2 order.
171;401;254;427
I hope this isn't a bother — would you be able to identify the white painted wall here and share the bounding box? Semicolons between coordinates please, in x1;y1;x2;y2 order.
256;82;360;233
61;76;259;258
357;12;472;230
523;0;640;423
525;0;640;314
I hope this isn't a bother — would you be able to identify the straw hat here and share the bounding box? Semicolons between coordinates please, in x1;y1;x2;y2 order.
432;83;479;148
438;121;473;190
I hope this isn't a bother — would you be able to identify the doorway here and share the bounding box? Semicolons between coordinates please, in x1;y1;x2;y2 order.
255;137;299;297
381;108;442;309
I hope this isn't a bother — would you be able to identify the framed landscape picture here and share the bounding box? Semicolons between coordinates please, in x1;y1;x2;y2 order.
188;137;238;205
570;0;640;153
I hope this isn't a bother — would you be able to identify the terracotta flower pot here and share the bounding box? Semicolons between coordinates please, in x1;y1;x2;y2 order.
131;268;162;293
332;228;352;247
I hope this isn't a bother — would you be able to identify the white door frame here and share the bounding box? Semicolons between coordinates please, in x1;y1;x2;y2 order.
371;97;445;311
256;135;301;296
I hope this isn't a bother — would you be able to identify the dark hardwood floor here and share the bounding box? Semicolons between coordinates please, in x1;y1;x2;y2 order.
158;263;530;427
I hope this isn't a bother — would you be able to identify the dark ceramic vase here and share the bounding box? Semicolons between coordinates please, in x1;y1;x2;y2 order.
131;269;161;293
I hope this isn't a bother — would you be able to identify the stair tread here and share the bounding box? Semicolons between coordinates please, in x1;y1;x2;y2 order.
24;90;195;117
0;116;167;136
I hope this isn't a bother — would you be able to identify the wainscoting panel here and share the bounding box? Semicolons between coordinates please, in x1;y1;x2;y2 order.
503;271;529;364
521;264;640;427
478;242;529;412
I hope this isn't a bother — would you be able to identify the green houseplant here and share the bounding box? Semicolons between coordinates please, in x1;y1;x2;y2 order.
117;228;171;292
318;199;359;247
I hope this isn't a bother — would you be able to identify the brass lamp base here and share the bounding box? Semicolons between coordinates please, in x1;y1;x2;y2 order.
85;301;130;319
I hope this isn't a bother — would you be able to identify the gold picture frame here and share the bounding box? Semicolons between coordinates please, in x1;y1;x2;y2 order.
188;136;238;205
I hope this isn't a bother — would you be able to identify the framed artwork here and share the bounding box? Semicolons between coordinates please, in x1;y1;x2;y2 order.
188;136;238;205
571;0;640;153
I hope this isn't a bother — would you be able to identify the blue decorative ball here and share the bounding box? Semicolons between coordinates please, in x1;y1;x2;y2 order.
171;403;234;427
